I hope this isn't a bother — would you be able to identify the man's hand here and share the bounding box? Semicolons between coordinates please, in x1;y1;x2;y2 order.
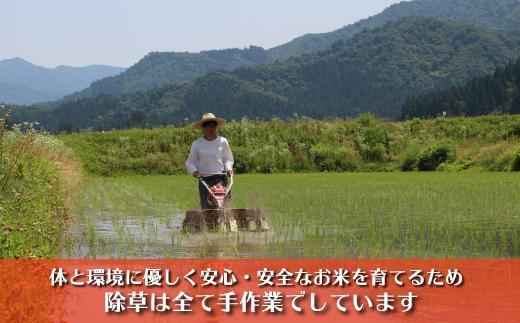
226;169;234;177
192;170;200;178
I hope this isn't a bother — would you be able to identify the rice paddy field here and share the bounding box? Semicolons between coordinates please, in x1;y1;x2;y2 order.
62;172;520;259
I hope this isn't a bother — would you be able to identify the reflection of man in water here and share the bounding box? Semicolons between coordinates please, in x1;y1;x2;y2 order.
186;113;234;209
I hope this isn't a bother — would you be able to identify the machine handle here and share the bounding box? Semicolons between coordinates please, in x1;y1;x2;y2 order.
197;172;234;196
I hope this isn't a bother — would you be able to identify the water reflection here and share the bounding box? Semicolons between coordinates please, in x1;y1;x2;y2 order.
62;209;289;259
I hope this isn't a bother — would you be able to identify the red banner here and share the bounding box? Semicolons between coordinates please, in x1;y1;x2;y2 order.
1;259;518;322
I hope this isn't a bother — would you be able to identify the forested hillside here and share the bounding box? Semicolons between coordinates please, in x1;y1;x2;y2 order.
402;58;520;118
58;0;520;101
7;17;520;132
63;46;270;101
269;0;520;60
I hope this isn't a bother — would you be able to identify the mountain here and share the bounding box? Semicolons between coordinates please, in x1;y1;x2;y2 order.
269;0;520;60
63;46;270;101
8;17;520;131
156;17;520;119
0;58;125;104
59;0;520;101
401;58;520;118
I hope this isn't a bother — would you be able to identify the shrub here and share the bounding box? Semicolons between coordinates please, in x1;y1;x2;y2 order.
475;143;509;168
55;115;520;174
511;152;520;172
310;144;358;172
440;147;480;171
417;141;456;171
357;113;376;128
486;146;520;171
147;153;174;174
235;144;293;174
403;118;424;137
506;120;520;139
353;126;390;162
400;145;421;171
232;146;253;173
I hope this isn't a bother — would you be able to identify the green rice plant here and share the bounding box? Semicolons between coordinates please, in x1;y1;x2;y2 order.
65;173;520;259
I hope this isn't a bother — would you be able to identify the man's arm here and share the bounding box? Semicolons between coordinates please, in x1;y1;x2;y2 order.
222;139;234;175
186;142;199;176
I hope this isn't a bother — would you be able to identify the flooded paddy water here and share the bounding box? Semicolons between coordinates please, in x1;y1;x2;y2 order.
63;208;284;258
62;173;520;258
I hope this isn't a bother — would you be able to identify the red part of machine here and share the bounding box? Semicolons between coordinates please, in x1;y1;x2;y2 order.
206;182;227;209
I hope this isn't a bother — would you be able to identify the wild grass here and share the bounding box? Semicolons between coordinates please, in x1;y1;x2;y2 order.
0;121;82;258
57;114;520;175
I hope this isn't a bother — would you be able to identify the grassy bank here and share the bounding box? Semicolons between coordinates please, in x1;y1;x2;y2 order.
58;114;520;176
0;121;82;258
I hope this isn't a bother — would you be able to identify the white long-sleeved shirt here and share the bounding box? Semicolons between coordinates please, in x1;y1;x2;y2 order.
186;136;234;176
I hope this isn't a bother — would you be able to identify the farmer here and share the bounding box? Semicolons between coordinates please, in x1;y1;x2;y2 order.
186;113;234;209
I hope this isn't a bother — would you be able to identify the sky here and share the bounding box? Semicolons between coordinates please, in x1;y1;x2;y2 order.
0;0;404;68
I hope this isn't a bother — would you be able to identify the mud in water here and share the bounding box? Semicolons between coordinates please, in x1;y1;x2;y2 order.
61;207;300;259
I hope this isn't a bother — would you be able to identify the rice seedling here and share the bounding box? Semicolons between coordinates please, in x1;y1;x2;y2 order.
64;172;520;258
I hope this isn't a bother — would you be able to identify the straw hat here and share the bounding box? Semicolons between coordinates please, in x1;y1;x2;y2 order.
193;113;226;129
